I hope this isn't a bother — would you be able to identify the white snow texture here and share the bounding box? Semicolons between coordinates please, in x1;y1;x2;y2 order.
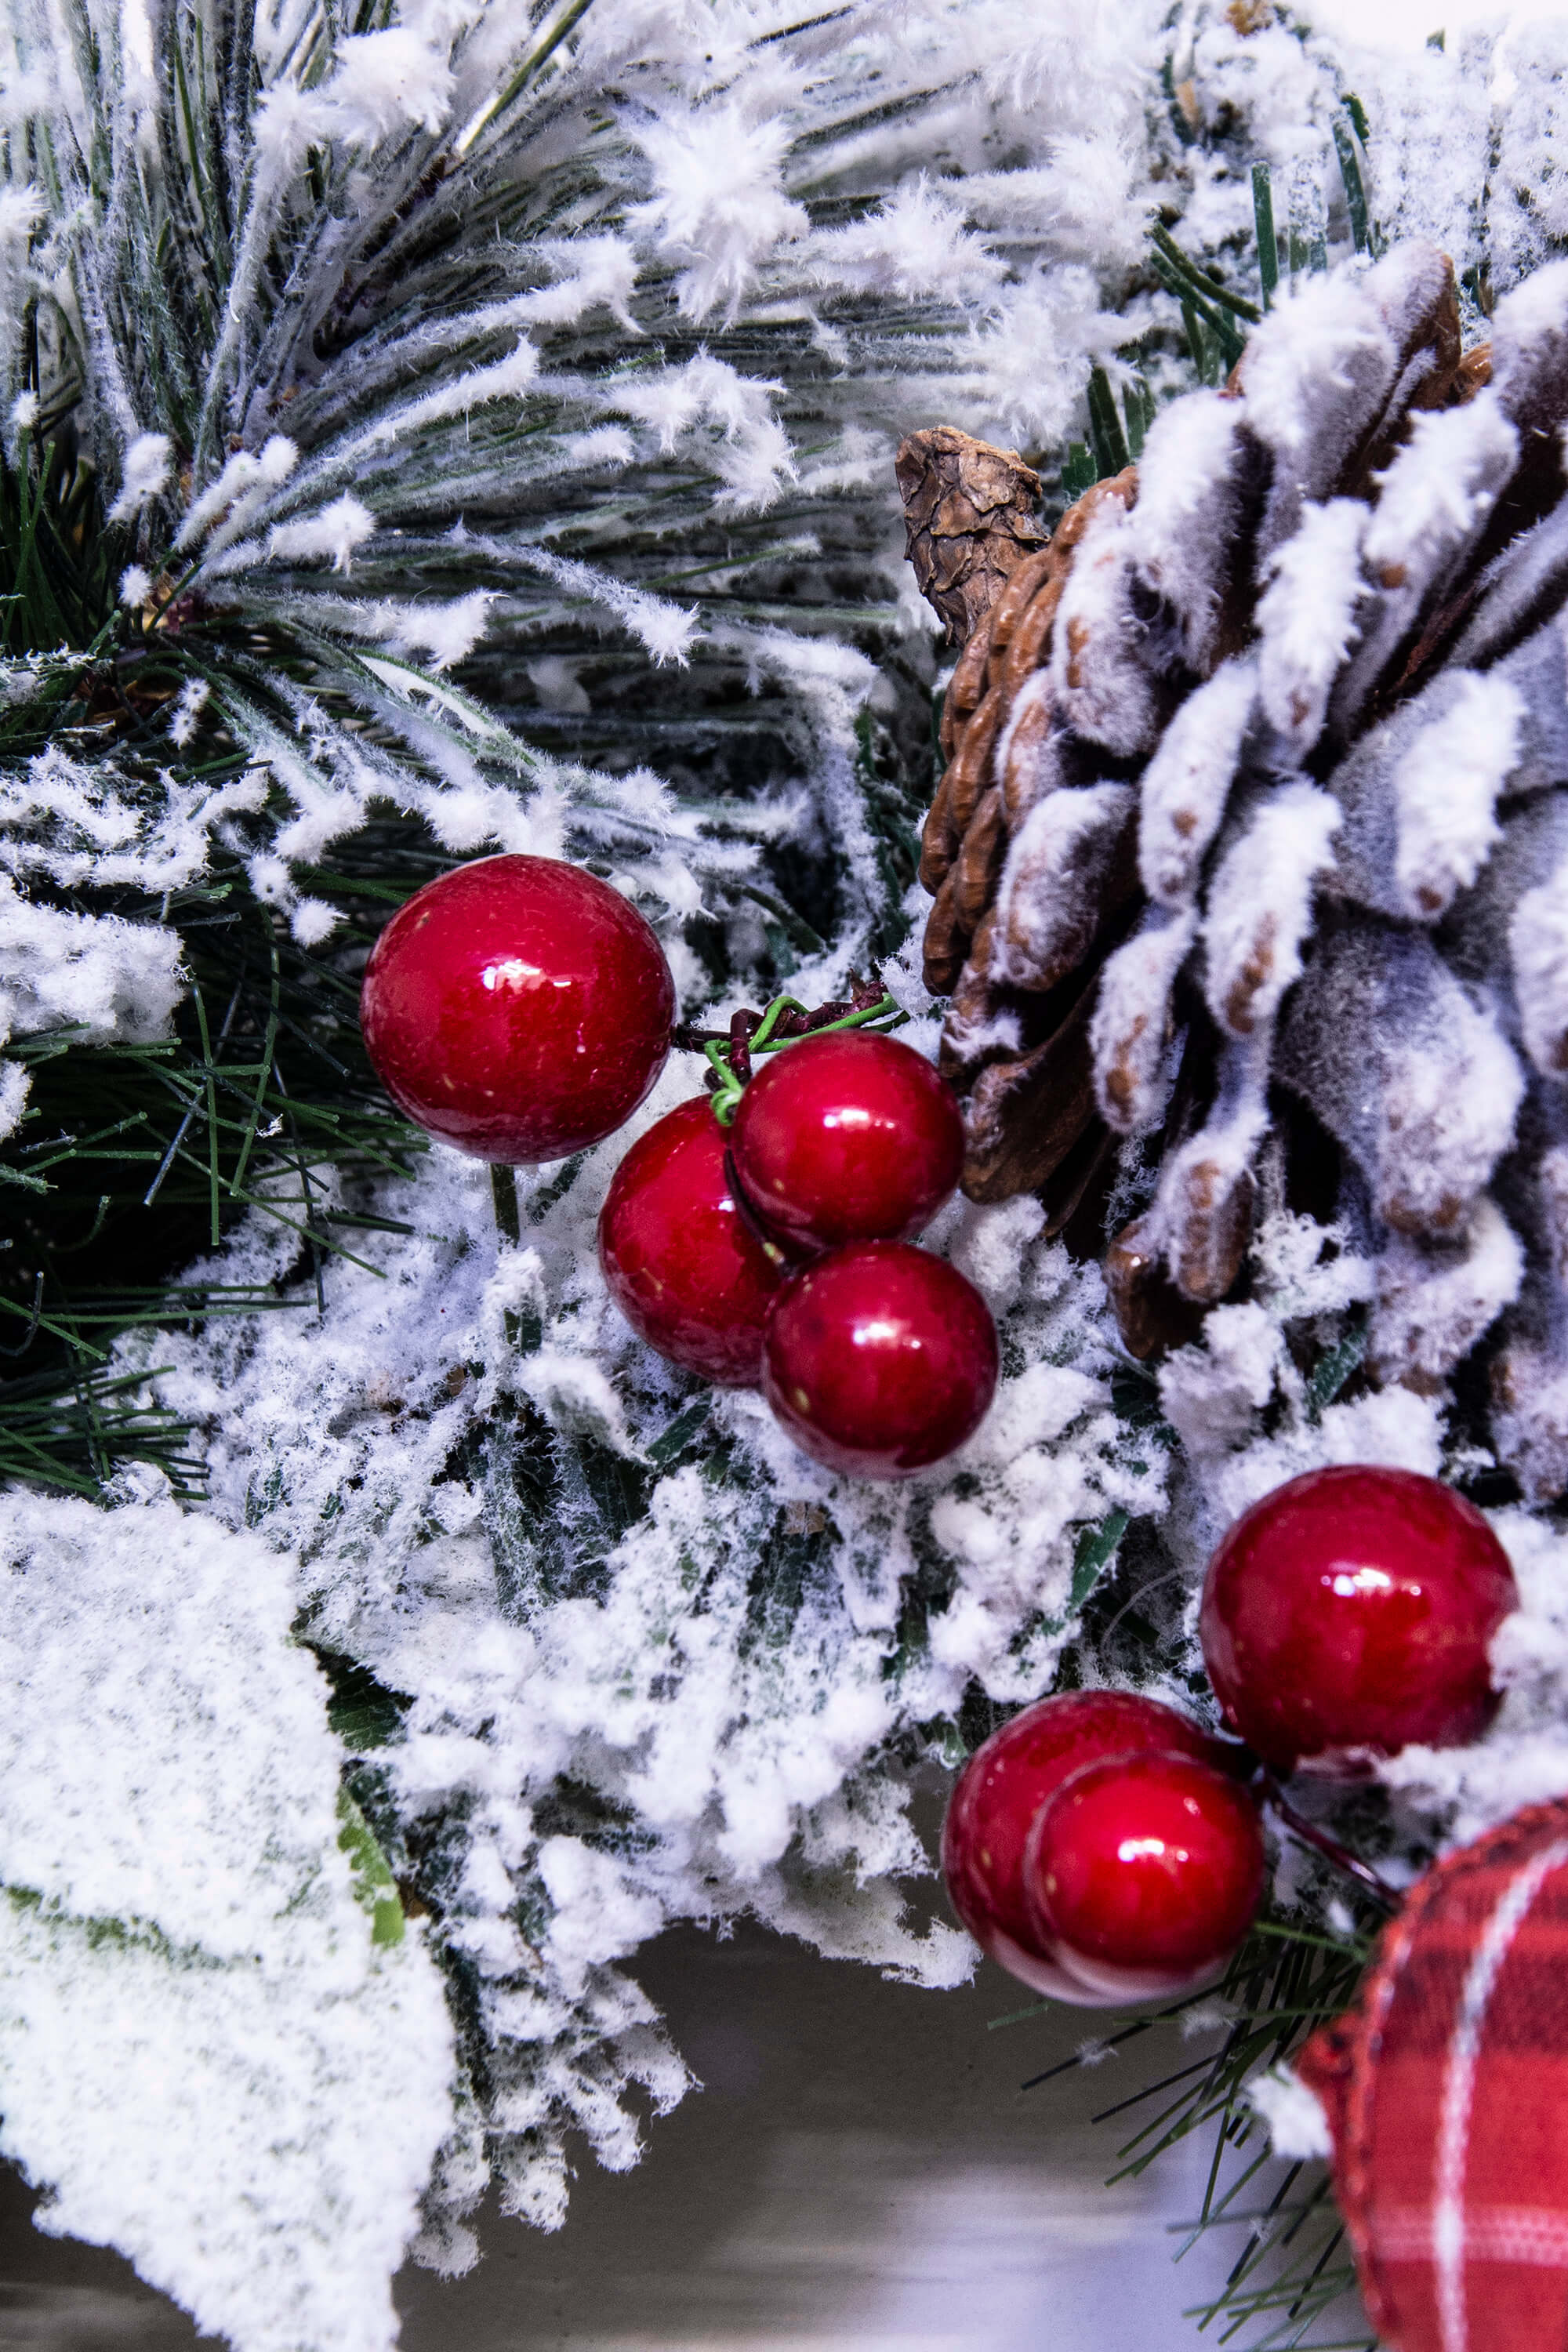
0;1492;456;2352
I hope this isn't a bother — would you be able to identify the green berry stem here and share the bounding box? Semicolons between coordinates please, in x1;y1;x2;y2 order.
489;1163;527;1351
677;981;907;1127
491;1162;521;1247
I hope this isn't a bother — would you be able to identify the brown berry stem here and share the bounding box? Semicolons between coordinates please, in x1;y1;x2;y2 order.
1258;1771;1401;1912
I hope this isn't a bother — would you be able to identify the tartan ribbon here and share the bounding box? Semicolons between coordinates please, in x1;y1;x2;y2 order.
1296;1797;1568;2352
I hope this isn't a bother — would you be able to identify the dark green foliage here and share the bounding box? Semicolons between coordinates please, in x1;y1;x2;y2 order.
0;24;1454;2332
1252;165;1280;312
1087;364;1134;477
0;0;957;1522
0;1356;204;1497
310;1648;415;1754
0;430;114;656
962;1319;1402;2347
1;837;429;1490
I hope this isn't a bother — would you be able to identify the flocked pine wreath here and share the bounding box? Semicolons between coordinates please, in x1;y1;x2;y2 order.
8;3;1568;2348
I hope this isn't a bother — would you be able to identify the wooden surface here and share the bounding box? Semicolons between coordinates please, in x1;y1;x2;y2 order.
0;1918;1308;2350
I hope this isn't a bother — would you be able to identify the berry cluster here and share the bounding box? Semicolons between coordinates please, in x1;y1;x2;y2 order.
945;1466;1519;2005
602;1022;994;1479
943;1690;1263;2005
359;854;997;1478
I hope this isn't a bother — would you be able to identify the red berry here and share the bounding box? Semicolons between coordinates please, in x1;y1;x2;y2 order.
361;855;674;1163
942;1692;1225;2001
730;1031;964;1254
1022;1751;1265;2004
599;1098;785;1385
762;1241;997;1478
1199;1465;1519;1776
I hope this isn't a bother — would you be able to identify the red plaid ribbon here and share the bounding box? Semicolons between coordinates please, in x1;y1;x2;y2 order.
1297;1796;1568;2352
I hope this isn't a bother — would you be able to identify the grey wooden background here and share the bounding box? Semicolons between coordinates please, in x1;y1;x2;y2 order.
0;1919;1315;2350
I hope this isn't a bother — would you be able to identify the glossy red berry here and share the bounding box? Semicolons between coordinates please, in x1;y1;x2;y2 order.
730;1031;964;1254
598;1098;785;1385
942;1692;1226;2001
1022;1751;1265;2004
762;1241;997;1478
1199;1465;1519;1776
360;855;674;1163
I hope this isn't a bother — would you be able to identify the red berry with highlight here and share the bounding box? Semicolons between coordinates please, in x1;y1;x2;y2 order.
1023;1751;1265;2004
1199;1465;1519;1776
731;1031;964;1254
599;1098;785;1386
360;855;674;1163
762;1241;997;1479
941;1692;1227;2002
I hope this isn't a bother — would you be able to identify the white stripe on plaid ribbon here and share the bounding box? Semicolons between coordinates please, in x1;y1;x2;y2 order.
1433;1836;1568;2352
1379;2209;1568;2267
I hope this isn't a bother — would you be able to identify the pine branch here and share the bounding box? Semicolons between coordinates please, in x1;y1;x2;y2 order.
0;1356;206;1497
0;831;429;1489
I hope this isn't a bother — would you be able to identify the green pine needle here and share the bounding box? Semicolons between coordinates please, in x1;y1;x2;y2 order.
1007;1915;1376;2350
1;835;430;1493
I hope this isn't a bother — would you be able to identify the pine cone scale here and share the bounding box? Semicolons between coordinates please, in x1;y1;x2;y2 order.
1103;1217;1204;1359
919;782;958;894
1167;1149;1258;1302
992;786;1139;999
999;677;1059;832
952;787;1007;931
984;546;1057;666
999;574;1066;699
945;681;1010;837
961;978;1101;1203
922;868;970;996
895;426;1047;646
940;610;999;756
1334;252;1465;502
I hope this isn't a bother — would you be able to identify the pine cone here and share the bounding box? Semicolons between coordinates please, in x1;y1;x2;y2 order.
902;241;1568;1497
895;426;1048;646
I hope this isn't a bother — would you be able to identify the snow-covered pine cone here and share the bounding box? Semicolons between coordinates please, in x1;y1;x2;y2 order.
899;240;1568;1500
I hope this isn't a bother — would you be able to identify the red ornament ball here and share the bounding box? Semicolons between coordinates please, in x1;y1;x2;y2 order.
762;1240;997;1478
1023;1751;1265;2004
942;1691;1225;2002
598;1097;785;1386
1199;1465;1519;1776
729;1031;964;1254
360;855;674;1163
